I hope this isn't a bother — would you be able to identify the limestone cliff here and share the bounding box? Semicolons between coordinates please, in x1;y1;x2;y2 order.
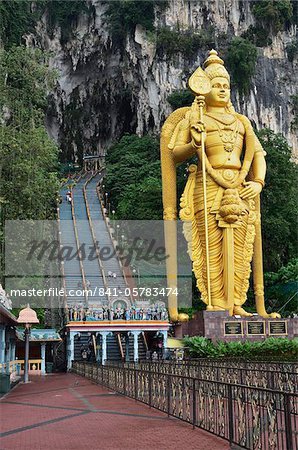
26;0;297;161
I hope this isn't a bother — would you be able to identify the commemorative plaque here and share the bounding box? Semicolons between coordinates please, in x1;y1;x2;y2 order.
269;321;287;335
247;321;265;335
224;321;242;335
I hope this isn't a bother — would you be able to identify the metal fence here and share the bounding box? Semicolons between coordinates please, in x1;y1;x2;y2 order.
106;360;298;393
72;361;298;450
184;358;298;371
185;358;298;373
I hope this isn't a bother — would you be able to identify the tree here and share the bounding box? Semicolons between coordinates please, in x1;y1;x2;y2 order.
258;129;298;272
105;135;163;219
0;46;60;298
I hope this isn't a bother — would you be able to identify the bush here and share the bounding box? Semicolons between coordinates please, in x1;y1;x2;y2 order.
167;89;194;109
241;25;272;48
105;1;167;45
252;0;293;34
156;26;215;60
243;1;294;47
183;336;298;360
290;94;298;130
45;0;91;44
286;40;298;62
226;37;258;95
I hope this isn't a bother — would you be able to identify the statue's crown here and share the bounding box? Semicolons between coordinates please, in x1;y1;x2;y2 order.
203;49;230;82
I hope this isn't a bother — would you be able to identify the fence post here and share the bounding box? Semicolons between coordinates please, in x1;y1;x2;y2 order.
149;371;152;408
284;393;293;450
123;367;126;396
134;370;138;401
270;371;275;390
192;378;196;429
227;384;234;445
167;375;171;417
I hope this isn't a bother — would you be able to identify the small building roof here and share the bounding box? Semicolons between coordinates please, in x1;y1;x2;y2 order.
0;304;18;325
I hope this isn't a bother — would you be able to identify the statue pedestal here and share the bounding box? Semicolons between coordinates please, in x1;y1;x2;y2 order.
175;310;297;342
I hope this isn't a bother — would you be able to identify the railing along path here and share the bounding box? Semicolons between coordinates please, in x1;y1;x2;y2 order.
72;361;298;450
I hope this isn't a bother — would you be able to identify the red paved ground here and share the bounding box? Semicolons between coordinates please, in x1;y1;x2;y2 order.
0;373;230;450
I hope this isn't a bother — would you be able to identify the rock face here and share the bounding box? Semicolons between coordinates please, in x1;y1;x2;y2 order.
30;0;297;161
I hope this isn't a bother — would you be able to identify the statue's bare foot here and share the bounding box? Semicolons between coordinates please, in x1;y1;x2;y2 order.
264;312;281;319
233;306;253;317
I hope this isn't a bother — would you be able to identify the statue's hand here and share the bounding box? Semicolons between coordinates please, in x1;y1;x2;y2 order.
240;181;262;200
190;122;205;148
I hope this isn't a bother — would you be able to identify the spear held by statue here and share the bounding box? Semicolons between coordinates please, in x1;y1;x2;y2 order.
188;68;213;310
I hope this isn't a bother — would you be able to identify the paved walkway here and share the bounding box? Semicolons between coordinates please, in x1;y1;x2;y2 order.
0;373;230;450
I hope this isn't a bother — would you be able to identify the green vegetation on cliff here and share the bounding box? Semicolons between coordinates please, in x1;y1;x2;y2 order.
0;0;92;47
105;0;166;45
252;0;293;33
290;95;298;130
226;37;258;95
45;0;92;44
156;26;215;60
242;0;294;48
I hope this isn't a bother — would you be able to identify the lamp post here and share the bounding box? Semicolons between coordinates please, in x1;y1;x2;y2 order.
17;305;39;383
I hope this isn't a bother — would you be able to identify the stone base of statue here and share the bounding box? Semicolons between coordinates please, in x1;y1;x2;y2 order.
175;311;298;342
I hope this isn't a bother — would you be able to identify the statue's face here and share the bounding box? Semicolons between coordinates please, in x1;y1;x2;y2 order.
205;77;230;107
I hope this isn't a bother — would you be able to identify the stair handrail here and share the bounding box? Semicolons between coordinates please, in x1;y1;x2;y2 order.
83;171;111;305
142;332;149;352
58;171;84;319
117;333;124;360
70;174;88;305
95;183;132;293
57;205;68;316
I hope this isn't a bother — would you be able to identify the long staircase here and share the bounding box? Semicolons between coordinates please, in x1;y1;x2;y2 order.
59;178;84;307
72;174;108;305
59;170;168;364
85;174;128;294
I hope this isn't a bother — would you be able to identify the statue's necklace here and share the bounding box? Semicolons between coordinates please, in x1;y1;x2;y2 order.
206;113;239;154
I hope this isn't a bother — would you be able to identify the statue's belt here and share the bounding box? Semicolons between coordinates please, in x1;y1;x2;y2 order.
193;168;251;215
196;168;241;183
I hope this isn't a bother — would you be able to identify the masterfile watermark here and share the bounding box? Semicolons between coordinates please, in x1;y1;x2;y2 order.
26;237;168;265
4;219;192;309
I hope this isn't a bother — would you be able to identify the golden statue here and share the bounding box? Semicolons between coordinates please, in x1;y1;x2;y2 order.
161;50;280;321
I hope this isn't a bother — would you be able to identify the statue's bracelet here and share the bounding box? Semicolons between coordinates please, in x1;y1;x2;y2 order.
254;178;265;187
